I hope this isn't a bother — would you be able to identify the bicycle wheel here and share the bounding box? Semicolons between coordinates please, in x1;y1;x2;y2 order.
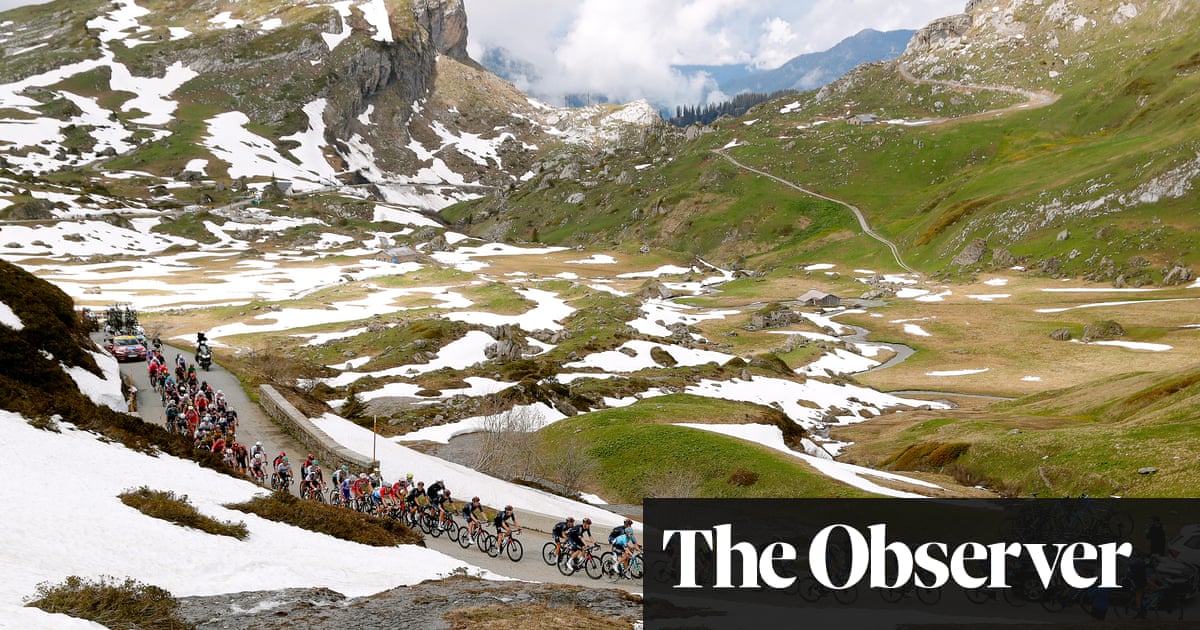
419;514;433;535
599;551;615;571
965;587;990;605
833;584;858;606
879;586;904;604
603;556;621;583
1107;511;1134;538
542;542;559;566
428;516;442;537
915;586;940;606
558;554;578;576
486;536;501;558
1002;586;1029;608
584;555;603;579
629;552;644;579
445;521;460;543
479;533;494;553
797;576;822;602
506;539;523;562
459;527;473;549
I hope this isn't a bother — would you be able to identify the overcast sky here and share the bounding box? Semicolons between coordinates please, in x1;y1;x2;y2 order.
0;0;964;107
463;0;965;107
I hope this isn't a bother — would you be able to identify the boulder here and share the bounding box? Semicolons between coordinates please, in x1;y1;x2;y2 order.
991;248;1016;268
953;238;988;266
1082;320;1125;342
1056;229;1070;242
1163;266;1193;285
1049;328;1072;341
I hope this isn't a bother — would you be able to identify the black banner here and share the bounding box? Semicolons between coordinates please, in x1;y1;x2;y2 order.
644;499;1200;629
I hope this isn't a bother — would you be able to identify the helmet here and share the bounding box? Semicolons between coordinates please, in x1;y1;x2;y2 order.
505;505;513;511
256;441;262;446
444;489;451;496
279;451;286;456
307;453;314;459
312;460;319;466
359;473;367;479
582;518;591;525
624;519;633;526
406;472;413;479
626;526;635;534
566;516;575;522
282;456;289;462
472;496;480;502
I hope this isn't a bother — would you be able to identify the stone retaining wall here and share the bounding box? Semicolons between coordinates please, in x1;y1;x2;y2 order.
258;385;375;473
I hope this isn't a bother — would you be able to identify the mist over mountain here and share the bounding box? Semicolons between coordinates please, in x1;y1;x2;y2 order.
677;28;915;96
480;28;913;114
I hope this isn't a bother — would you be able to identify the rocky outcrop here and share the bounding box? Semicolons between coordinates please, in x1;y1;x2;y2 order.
177;577;641;629
905;12;973;54
952;238;988;266
413;0;469;61
1082;320;1125;342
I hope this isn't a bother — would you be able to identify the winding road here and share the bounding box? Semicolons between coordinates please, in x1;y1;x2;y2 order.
713;150;915;274
713;62;1060;276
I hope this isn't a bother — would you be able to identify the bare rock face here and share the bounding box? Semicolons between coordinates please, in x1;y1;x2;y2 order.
906;12;973;54
953;238;988;266
413;0;469;60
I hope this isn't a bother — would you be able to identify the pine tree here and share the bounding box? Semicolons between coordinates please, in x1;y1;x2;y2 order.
342;385;366;420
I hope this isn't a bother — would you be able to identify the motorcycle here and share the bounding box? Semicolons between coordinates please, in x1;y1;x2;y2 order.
196;343;213;371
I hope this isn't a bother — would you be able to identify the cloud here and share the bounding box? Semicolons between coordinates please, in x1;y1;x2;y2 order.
465;0;963;109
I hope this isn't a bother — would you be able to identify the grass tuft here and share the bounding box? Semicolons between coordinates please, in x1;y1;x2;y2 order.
25;575;193;630
225;491;422;546
119;487;248;539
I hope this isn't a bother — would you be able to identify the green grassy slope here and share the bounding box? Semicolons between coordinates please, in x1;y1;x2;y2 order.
446;2;1200;280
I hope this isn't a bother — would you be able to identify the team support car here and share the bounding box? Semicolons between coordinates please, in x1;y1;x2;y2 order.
105;335;147;362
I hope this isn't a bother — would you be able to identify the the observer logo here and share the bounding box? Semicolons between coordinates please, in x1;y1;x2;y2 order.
665;523;1132;591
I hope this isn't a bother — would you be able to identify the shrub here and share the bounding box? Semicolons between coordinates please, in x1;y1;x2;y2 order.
25;575;193;630
226;491;422;546
119;487;248;539
727;467;759;487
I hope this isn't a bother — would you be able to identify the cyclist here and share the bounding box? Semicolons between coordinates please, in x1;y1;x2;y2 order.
551;516;575;560
612;521;642;576
351;473;371;507
377;479;400;515
405;480;426;521
426;479;445;501
462;496;485;540
565;517;595;570
250;451;267;483
275;455;292;489
302;459;324;499
332;464;350;488
300;453;315;481
368;468;383;489
250;441;266;460
436;489;456;530
493;505;520;551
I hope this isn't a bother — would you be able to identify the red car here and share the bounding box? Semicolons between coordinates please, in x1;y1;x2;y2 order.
105;335;147;362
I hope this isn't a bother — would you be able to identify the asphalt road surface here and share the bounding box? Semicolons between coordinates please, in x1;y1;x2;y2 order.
118;340;641;590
